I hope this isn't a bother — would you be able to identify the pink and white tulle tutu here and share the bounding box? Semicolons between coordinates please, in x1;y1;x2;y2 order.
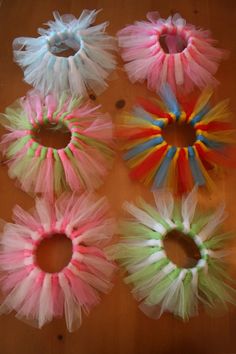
0;192;116;331
117;12;226;94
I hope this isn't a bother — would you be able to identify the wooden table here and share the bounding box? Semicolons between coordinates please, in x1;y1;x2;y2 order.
0;1;236;353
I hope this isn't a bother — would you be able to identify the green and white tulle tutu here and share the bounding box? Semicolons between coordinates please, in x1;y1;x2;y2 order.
107;188;235;320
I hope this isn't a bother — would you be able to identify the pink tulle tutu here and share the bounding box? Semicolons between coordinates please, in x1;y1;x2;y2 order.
0;92;114;198
117;12;226;94
0;192;116;331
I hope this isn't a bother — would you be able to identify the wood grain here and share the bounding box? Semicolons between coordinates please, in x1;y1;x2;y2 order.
0;1;236;353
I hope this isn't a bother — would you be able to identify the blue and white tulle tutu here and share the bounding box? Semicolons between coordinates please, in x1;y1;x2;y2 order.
13;10;117;97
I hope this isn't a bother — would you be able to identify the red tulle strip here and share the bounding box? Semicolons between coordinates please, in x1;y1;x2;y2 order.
129;144;168;180
195;144;214;170
179;96;197;121
196;122;234;132
195;142;236;168
125;128;161;140
177;148;193;194
137;97;173;122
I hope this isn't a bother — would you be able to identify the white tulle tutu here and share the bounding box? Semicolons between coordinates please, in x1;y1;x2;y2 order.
0;192;116;331
13;10;117;97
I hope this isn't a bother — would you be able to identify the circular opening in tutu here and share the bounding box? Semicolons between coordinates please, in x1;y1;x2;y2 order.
163;230;201;268
35;233;73;273
48;32;81;57
159;33;187;54
34;122;71;149
162;122;196;147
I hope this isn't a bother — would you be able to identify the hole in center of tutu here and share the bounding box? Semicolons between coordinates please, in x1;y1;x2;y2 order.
36;233;73;273
163;230;201;268
34;123;71;149
49;33;80;57
162;122;196;147
159;33;187;53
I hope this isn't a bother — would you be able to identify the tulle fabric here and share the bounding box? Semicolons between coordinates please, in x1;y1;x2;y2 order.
13;10;117;97
117;12;226;94
107;188;236;320
0;93;114;198
0;193;116;331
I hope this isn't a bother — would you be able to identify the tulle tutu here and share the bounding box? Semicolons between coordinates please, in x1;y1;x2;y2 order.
107;188;236;320
13;10;117;97
0;92;114;198
118;85;236;194
0;192;116;331
117;12;226;94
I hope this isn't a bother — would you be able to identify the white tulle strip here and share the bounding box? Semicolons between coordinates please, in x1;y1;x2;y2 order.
58;273;82;332
0;268;40;315
153;189;175;227
134;263;175;301
198;205;226;241
123;202;166;234
127;251;165;273
181;186;198;232
38;274;54;328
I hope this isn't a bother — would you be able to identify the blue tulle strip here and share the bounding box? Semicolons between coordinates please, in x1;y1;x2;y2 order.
190;105;210;126
188;147;205;185
159;84;180;119
151;146;177;190
123;137;164;160
197;135;223;149
133;107;165;128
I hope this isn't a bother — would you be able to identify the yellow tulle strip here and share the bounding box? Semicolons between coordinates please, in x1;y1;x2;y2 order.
142;147;170;186
200;99;232;124
126;142;168;169
193;146;215;193
166;148;180;191
197;130;235;144
122;134;162;150
188;88;213;123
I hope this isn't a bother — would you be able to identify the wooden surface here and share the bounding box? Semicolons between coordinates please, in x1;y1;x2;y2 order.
0;0;236;353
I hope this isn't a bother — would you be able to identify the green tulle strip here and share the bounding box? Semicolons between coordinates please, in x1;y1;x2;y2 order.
146;268;181;305
2;108;31;130
177;271;195;320
198;265;236;308
73;132;114;158
119;222;162;240
137;198;170;230
8;154;34;180
7;136;31;158
204;231;233;250
190;214;211;235
107;244;161;267
125;258;169;287
53;152;67;195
